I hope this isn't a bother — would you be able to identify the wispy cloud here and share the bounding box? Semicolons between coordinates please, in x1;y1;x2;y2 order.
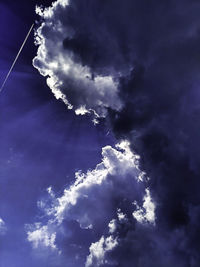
0;218;7;235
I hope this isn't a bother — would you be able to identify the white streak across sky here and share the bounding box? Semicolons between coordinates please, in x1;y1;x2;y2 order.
0;23;34;92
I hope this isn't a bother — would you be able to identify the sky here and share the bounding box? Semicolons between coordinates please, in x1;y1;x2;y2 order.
0;0;200;267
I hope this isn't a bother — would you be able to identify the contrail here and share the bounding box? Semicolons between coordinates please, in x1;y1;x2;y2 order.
0;23;34;93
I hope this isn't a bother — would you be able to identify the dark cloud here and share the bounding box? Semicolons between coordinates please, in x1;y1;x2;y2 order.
32;0;200;266
107;1;200;265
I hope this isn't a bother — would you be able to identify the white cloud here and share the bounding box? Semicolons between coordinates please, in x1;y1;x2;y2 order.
0;218;7;235
75;105;90;116
86;235;118;267
48;140;144;227
108;219;117;234
26;141;154;263
117;209;127;222
133;188;156;224
33;1;123;118
27;223;57;250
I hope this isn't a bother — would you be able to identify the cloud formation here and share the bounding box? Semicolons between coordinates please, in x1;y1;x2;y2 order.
33;0;123;118
32;0;200;265
27;141;156;266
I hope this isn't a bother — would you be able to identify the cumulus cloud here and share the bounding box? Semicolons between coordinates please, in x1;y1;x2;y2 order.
33;0;200;265
45;140;145;230
26;141;155;266
33;0;123;118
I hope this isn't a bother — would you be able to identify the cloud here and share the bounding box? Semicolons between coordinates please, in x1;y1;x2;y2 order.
33;0;123;118
85;235;118;267
26;141;154;266
33;0;200;265
27;223;57;250
43;140;145;231
0;218;7;235
105;1;200;265
133;188;155;225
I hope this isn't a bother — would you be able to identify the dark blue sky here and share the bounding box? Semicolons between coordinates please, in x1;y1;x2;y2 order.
0;1;115;266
